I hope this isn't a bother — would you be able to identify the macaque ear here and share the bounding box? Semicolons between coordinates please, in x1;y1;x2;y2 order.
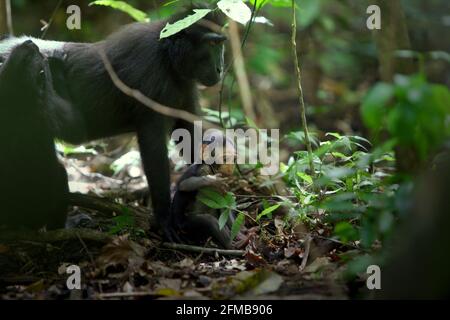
202;32;227;44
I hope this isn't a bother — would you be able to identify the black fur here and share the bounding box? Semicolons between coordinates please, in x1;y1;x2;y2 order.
0;40;68;229
0;12;226;238
171;164;232;249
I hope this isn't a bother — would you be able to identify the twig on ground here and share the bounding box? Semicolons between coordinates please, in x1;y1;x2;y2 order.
161;242;245;257
300;234;312;272
0;228;112;243
76;231;96;266
97;291;157;299
68;192;152;231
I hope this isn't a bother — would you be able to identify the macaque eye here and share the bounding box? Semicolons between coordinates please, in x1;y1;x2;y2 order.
203;33;227;46
38;69;46;88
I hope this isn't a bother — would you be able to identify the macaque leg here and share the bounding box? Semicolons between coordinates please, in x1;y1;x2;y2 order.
183;214;232;249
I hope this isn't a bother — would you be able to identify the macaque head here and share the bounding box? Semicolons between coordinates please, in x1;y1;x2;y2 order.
164;15;227;87
0;40;49;98
191;31;226;86
201;129;236;175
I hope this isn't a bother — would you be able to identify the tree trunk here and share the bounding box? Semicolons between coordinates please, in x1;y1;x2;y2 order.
373;0;415;81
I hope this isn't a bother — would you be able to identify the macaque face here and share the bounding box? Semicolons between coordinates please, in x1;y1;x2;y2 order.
192;32;226;87
217;163;235;176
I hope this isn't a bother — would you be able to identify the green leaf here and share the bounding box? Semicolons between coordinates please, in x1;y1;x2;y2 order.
197;197;224;209
249;0;291;8
57;144;97;156
246;116;260;130
160;9;212;39
326;132;342;139
89;1;149;22
257;204;280;221
224;192;237;208
198;188;228;209
361;82;394;130
331;152;349;160
334;221;358;243
231;213;245;240
351;135;372;145
297;0;321;28
287;131;319;147
340;136;352;151
109;210;135;235
321;192;357;212
297;172;313;184
218;209;231;230
324;167;355;180
218;0;252;25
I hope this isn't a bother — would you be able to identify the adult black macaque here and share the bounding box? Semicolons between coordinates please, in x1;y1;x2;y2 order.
0;10;226;239
0;40;69;229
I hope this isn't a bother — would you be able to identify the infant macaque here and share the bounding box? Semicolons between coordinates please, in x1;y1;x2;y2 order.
171;130;236;248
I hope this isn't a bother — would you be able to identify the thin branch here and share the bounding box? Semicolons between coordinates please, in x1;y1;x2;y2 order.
41;0;62;39
161;242;245;257
76;231;97;267
291;0;315;174
228;19;256;121
293;231;367;252
98;49;219;130
217;1;260;128
235;194;297;199
313;234;367;252
5;0;12;35
197;19;223;34
97;291;157;299
68;192;145;215
68;192;152;231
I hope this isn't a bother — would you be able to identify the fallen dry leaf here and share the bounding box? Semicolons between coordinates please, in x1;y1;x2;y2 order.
96;235;146;275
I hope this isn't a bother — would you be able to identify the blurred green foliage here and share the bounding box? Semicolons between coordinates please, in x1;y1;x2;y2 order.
362;74;450;161
89;0;149;22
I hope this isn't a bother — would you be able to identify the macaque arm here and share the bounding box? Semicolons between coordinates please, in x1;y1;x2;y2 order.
179;175;218;192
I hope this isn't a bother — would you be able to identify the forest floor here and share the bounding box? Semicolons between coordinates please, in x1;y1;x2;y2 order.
0;140;366;300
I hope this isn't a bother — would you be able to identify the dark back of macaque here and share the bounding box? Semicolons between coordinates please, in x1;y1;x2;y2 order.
0;41;68;229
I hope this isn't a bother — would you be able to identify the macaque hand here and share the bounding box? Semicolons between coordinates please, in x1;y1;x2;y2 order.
204;174;229;193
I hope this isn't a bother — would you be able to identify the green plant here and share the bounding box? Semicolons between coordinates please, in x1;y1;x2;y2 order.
282;132;399;248
108;208;141;235
197;188;246;240
362;74;450;162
